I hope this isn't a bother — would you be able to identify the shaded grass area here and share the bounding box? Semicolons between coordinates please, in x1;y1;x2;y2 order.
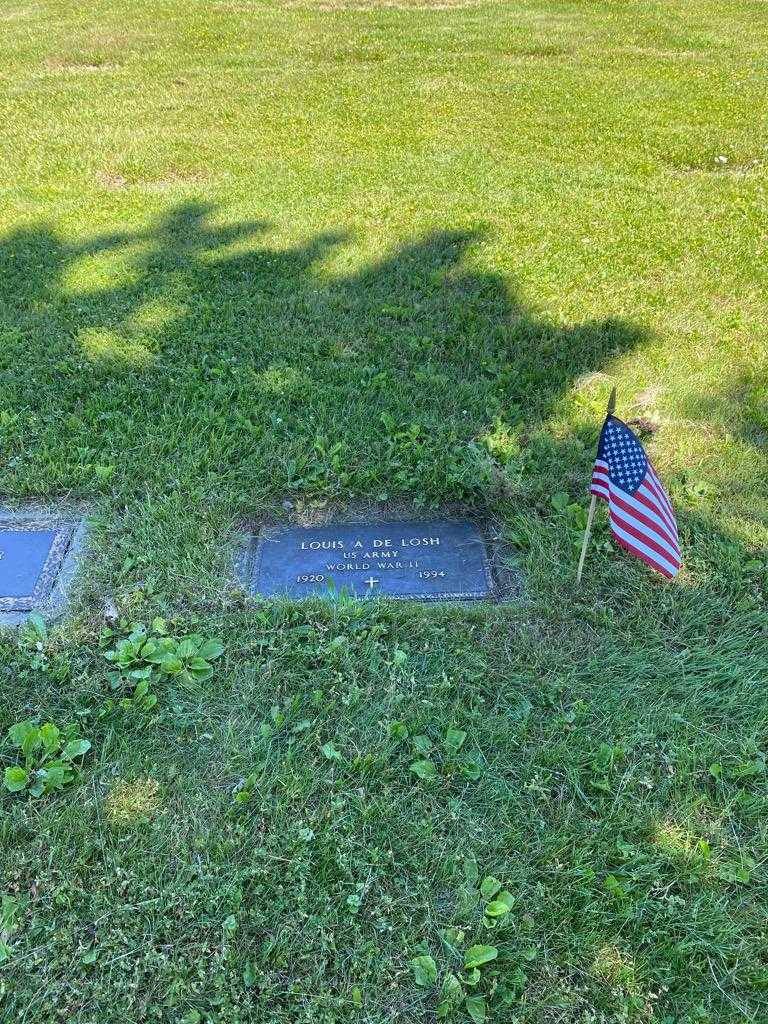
0;205;652;601
0;0;767;1021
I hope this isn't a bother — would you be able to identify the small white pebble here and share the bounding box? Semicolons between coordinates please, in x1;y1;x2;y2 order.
715;154;728;164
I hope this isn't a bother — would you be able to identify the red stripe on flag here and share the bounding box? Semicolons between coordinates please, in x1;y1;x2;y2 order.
609;523;676;579
643;475;676;533
644;466;675;519
635;486;679;546
609;488;680;556
610;505;681;566
646;463;675;518
591;465;610;500
631;488;680;552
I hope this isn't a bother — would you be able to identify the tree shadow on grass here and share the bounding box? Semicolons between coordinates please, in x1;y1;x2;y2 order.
3;208;767;1024
0;199;682;591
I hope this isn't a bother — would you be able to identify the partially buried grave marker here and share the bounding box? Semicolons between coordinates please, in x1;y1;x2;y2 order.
0;525;72;612
0;511;86;625
244;519;497;601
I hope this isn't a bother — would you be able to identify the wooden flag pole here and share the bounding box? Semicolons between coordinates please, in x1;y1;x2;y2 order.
576;387;617;586
575;495;597;586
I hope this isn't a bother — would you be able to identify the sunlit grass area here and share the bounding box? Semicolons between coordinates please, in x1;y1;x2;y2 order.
0;0;767;1021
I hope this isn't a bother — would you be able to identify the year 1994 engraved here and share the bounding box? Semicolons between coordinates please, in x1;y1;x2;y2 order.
419;570;446;578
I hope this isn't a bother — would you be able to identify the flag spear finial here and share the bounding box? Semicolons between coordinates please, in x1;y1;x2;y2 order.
607;386;617;416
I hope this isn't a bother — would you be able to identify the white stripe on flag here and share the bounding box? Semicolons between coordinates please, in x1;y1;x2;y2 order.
647;464;675;518
642;474;677;535
631;485;680;551
609;502;681;563
638;481;677;538
609;517;680;577
609;478;679;551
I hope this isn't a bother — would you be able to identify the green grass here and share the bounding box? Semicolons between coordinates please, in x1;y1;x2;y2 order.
1;0;767;1020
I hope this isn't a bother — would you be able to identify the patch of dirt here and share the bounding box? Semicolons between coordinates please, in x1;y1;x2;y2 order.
139;170;210;192
669;156;763;177
615;46;705;60
95;170;128;190
104;777;162;825
45;54;120;72
46;28;150;70
503;44;571;59
87;29;149;49
94;169;209;191
221;0;498;9
0;6;35;20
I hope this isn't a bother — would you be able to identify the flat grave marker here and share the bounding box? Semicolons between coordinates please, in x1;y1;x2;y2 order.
0;525;74;613
0;511;86;625
245;519;497;601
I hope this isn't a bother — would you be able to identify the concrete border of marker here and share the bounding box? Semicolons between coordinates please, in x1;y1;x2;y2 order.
235;502;524;604
0;505;90;628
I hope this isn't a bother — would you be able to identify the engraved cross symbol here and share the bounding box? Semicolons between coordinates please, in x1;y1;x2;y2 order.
363;576;380;589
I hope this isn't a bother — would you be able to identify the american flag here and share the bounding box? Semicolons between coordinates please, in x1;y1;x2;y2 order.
590;416;681;578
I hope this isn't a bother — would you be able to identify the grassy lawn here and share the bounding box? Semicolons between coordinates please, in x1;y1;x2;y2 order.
1;0;767;1020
